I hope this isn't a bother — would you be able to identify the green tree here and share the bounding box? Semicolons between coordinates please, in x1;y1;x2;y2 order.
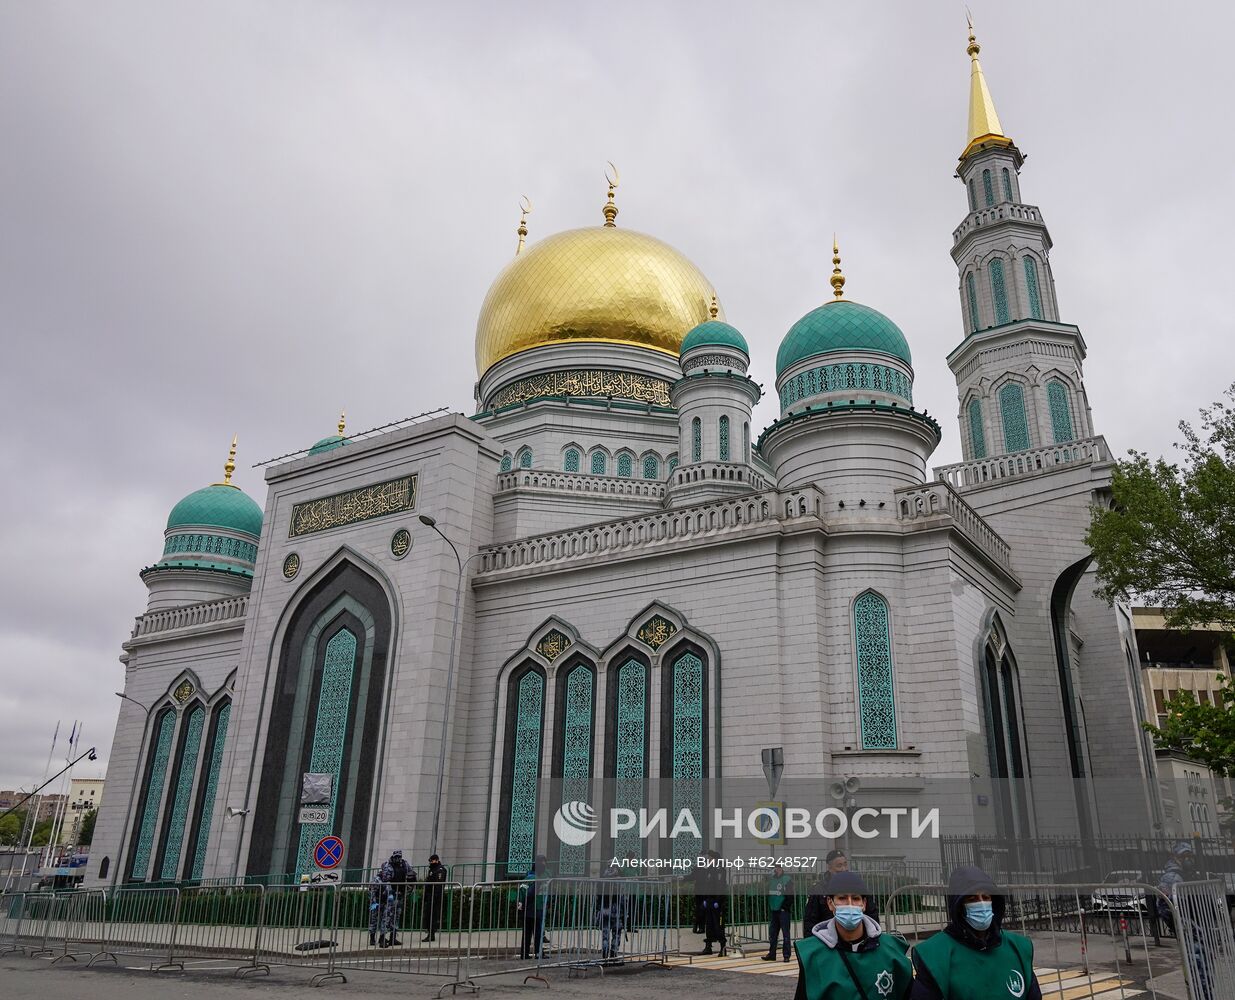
1086;381;1235;631
0;809;25;846
1145;683;1235;776
78;807;96;846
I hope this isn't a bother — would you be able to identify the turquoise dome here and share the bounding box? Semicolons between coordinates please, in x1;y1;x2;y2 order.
681;320;749;356
776;300;912;376
166;484;263;537
308;435;349;455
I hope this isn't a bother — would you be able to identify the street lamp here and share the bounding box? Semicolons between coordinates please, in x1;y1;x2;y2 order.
110;690;154;889
418;514;486;857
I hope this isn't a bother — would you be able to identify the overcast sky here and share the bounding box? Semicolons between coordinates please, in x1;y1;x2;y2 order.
1;2;1232;790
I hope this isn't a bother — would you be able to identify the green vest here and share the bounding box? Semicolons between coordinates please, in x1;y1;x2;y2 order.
769;874;792;911
913;929;1034;1000
795;932;913;1000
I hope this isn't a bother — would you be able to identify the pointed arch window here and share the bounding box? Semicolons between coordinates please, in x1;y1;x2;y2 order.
617;453;633;478
500;453;513;473
295;627;358;874
129;708;176;880
691;418;701;462
968;179;977;212
1023;257;1043;320
999;382;1031;452
719;415;730;461
189;700;231;879
989;259;1009;325
1002;167;1013;202
505;669;545;875
612;658;647;860
518;448;533;469
1047;379;1075;443
642;454;659;480
982;169;994;207
743;422;750;464
968;398;987;459
966;272;980;333
557;663;594;874
590;451;607;475
980;619;1030;839
853;592;897;750
665;650;705;861
158;703;206;880
667;455;679;474
563;448;580;473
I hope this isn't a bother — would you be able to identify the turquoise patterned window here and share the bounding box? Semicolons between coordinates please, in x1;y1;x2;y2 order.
966;272;980;332
295;627;358;874
1002;167;1013;202
500;453;512;473
999;382;1031;452
617;453;633;478
518;448;532;469
719;415;730;461
564;448;580;472
1047;379;1074;443
982;169;994;207
671;651;704;860
691;418;701;462
613;659;646;860
558;664;594;875
968;179;977;212
667;456;678;474
1023;257;1043;319
642;454;659;480
989;259;1009;325
160;704;205;880
507;670;544;875
590;451;607;475
968;398;987;459
190;701;230;880
854;592;897;750
131;709;176;879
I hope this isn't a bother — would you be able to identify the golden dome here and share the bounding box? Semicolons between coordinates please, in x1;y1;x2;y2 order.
475;226;720;375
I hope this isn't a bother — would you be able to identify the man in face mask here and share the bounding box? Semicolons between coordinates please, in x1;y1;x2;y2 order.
804;850;880;933
909;866;1042;1000
793;871;912;1000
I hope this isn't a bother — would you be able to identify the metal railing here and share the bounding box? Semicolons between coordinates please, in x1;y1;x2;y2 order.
1172;880;1235;1000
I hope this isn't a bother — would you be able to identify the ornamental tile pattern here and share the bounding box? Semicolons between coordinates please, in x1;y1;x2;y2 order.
160;704;206;880
854;593;897;750
132;710;176;879
289;476;416;537
507;672;544;875
558;664;594;875
999;382;1031;452
1047;379;1074;443
535;629;570;662
190;702;230;879
614;659;646;860
671;652;704;861
636;615;677;650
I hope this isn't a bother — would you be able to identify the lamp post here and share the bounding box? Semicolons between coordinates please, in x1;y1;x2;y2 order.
418;514;486;857
110;690;154;889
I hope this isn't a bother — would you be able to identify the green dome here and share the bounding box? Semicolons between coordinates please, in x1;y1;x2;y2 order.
680;320;749;356
776;300;912;376
166;484;263;537
308;435;349;455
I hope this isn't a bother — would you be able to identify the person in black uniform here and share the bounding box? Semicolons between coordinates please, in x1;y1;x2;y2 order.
423;853;447;942
386;849;415;946
696;849;728;956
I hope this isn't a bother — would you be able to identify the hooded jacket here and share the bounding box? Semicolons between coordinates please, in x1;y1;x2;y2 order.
909;866;1041;1000
794;915;912;1000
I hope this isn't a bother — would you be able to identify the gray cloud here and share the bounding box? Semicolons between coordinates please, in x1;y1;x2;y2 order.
2;1;1232;787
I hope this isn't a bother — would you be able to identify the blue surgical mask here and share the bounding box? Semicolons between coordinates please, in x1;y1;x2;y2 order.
834;906;864;931
964;901;994;930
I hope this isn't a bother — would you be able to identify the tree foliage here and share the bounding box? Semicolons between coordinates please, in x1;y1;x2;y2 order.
0;810;54;847
1087;381;1235;631
78;807;97;846
1144;681;1235;777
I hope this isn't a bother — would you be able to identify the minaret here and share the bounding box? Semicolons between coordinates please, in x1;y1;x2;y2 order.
948;22;1095;462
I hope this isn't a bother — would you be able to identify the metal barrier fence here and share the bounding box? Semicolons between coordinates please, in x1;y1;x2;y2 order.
882;879;1223;1000
1;892;28;955
1172;880;1235;1000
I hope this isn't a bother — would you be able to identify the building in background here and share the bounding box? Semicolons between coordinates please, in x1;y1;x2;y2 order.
60;777;105;846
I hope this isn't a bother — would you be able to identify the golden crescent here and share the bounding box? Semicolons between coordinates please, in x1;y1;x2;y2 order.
519;195;533;215
605;161;620;189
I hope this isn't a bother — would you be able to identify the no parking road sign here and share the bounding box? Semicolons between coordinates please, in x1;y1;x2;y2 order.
314;835;344;869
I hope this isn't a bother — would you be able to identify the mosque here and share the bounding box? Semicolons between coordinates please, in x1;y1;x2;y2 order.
87;28;1161;886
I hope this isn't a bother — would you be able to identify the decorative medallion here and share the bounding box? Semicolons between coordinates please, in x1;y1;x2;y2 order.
289;474;417;538
489;370;672;410
535;629;570;663
283;552;301;579
636;615;677;650
390;528;412;559
173;680;195;704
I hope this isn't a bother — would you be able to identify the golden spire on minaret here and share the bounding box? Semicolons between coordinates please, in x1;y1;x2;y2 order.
962;17;1013;161
709;295;719;319
337;410;346;437
829;236;846;301
515;195;532;255
602;161;619;227
214;434;239;487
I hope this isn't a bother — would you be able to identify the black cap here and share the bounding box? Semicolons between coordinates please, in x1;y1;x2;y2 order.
429;854;440;863
825;849;847;864
825;871;868;897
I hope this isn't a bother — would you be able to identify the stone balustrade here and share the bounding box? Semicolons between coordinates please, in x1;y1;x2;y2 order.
934;436;1109;490
497;469;666;499
953;203;1042;243
670;461;768;491
478;486;825;574
895;482;1013;572
132;595;250;638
